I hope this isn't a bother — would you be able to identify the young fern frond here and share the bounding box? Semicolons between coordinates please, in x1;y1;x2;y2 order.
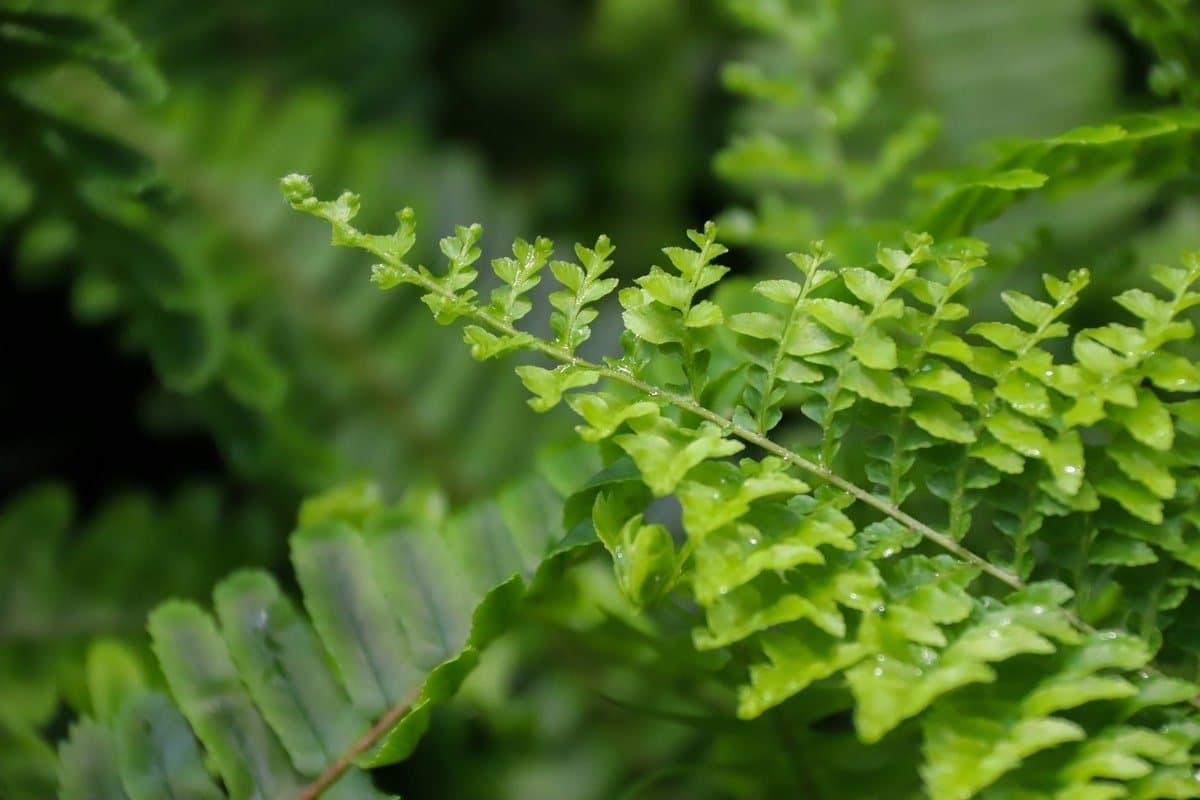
285;174;1200;799
619;221;730;398
55;450;599;800
717;0;939;248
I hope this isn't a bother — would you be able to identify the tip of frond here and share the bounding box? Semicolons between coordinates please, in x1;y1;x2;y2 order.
280;173;314;206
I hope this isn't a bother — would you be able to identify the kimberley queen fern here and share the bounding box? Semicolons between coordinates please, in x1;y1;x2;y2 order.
271;170;1200;800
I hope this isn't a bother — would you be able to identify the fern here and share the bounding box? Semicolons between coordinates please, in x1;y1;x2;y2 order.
54;446;602;798
10;73;565;502
23;5;1200;798
715;0;1140;257
716;0;1200;301
0;484;275;799
284;165;1200;798
916;109;1200;239
716;0;939;250
1107;0;1200;105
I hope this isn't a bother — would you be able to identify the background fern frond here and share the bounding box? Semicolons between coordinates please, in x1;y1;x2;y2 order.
0;483;276;799
56;445;601;798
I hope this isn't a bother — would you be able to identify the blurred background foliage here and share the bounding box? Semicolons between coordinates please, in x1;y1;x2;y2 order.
1;0;1197;797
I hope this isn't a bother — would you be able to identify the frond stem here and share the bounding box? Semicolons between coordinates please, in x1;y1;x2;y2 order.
297;683;423;800
395;256;1200;721
409;268;1024;591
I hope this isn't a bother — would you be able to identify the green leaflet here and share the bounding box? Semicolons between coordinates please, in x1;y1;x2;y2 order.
115;692;224;800
57;449;601;798
614;418;744;496
690;498;853;606
592;498;681;609
487;236;553;324
695;556;882;650
516;364;600;412
922;708;1086;800
677;458;810;540
146;603;317;798
214;572;370;775
548;236;619;354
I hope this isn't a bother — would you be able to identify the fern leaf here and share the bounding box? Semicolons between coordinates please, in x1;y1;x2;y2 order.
149;601;310;797
58;720;126;800
214;571;371;775
0;482;276;798
917;110;1200;238
285;179;1200;800
56;448;599;798
549;236;619;355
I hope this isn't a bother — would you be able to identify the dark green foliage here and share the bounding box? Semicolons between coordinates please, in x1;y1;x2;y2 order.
1107;0;1200;104
11;73;567;500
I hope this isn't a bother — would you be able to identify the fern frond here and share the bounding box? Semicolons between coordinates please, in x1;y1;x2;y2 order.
55;448;600;798
0;482;277;798
285;178;1200;799
0;1;165;107
718;0;1200;285
715;0;1143;258
11;76;568;502
717;0;938;250
917;110;1200;238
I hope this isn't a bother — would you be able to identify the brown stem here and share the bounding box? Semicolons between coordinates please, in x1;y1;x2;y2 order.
297;684;424;800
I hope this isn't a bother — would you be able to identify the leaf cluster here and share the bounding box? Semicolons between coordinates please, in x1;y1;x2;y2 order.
20;2;1200;798
283;159;1200;796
